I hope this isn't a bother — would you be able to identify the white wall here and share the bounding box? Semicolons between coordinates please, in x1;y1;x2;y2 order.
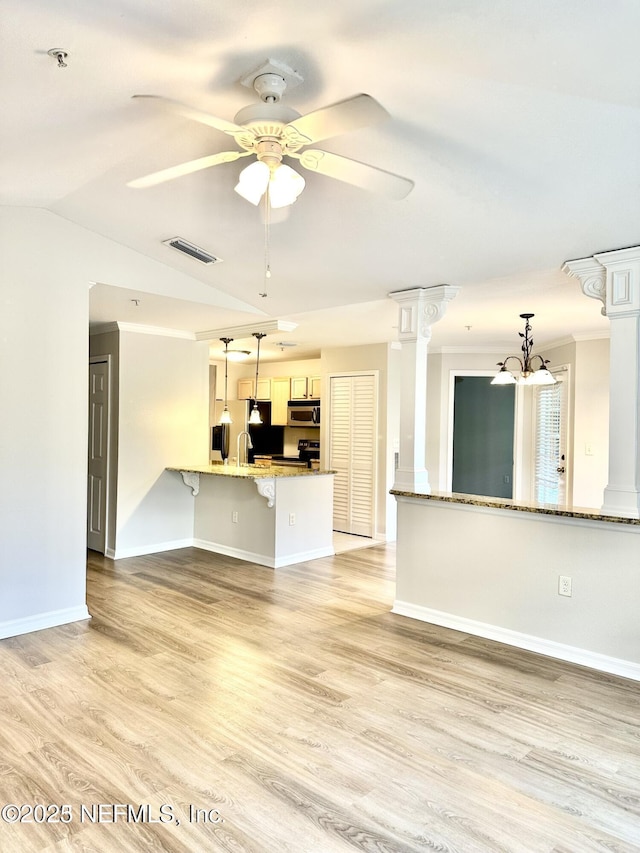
572;338;609;508
114;330;210;557
394;497;640;680
0;208;90;636
233;357;322;383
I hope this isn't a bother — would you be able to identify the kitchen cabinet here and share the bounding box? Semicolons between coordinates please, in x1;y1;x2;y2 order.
271;377;290;425
309;376;321;399
291;375;321;400
256;377;271;400
290;376;308;400
237;378;254;400
237;377;272;401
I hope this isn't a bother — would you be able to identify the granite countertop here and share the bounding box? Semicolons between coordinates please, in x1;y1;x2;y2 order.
389;488;640;525
168;464;335;479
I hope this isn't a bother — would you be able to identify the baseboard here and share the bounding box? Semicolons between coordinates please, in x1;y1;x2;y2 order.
392;600;640;683
112;538;194;560
273;546;335;568
194;538;334;569
0;605;91;641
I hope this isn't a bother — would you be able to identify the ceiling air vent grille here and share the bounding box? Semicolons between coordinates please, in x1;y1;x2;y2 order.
162;238;222;265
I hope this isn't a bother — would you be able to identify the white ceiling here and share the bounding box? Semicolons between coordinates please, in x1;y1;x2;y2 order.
4;0;635;362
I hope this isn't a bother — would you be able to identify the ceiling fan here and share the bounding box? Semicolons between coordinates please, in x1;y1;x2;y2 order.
127;59;414;208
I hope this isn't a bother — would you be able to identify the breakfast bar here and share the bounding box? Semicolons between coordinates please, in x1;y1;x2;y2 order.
168;464;335;568
391;489;640;681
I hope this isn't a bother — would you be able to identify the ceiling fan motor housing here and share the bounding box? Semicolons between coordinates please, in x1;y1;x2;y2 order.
255;139;283;170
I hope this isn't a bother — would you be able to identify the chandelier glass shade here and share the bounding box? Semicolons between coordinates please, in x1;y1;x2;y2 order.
491;314;557;387
234;161;305;208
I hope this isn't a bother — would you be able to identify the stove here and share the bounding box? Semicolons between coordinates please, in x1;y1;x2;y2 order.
269;439;321;469
297;439;320;468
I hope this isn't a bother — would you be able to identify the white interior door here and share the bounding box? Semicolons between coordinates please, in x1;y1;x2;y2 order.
87;358;110;553
329;373;376;536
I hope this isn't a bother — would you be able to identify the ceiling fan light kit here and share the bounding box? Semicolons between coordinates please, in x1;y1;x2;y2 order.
128;59;414;206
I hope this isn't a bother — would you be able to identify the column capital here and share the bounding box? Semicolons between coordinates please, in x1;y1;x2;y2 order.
564;245;640;318
562;257;606;313
389;285;460;342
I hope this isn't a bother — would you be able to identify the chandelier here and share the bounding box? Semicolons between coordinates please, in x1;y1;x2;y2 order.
491;314;557;386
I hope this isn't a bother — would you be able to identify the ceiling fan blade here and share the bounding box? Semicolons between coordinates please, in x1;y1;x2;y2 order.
284;94;389;146
127;150;251;189
132;95;245;137
291;149;414;200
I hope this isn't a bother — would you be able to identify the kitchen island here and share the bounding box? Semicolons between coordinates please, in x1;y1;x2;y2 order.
167;463;335;568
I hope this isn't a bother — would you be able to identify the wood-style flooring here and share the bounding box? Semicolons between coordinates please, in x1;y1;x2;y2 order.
0;544;639;852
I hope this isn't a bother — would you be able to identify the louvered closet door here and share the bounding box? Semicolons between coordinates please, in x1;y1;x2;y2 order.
329;374;376;536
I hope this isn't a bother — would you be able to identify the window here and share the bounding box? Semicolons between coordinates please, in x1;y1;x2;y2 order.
534;375;567;505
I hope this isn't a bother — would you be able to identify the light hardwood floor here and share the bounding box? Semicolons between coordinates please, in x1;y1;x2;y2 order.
0;545;639;852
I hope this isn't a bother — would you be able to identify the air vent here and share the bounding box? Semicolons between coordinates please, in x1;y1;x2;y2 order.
162;238;222;265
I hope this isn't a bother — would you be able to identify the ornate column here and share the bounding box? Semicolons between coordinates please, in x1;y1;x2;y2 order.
389;285;459;493
563;246;640;517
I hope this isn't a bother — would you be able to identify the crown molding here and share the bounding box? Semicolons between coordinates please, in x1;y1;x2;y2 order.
540;330;610;351
195;319;297;342
89;321;195;340
430;345;507;355
571;330;610;342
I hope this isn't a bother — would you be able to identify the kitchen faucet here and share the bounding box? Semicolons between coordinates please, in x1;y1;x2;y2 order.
236;431;253;466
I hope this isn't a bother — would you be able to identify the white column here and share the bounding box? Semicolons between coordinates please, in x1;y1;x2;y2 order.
389;285;459;493
563;246;640;518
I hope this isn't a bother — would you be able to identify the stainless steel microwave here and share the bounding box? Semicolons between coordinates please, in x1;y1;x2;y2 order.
287;400;320;428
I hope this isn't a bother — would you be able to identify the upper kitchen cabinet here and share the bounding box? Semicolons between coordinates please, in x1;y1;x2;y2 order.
290;376;308;400
290;376;321;399
237;378;254;400
271;377;290;425
237;377;271;400
309;376;321;399
256;378;271;400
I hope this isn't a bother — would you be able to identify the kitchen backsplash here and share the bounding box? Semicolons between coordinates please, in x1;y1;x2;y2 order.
283;427;319;456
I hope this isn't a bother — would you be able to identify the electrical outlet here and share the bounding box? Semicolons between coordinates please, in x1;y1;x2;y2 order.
232;511;238;524
289;512;296;526
558;575;572;597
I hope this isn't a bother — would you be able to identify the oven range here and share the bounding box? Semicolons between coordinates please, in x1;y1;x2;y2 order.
272;439;320;469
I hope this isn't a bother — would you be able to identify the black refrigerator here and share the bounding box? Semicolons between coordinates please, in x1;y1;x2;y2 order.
247;401;284;461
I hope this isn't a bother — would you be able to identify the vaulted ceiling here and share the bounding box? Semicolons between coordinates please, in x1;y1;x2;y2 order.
4;0;636;360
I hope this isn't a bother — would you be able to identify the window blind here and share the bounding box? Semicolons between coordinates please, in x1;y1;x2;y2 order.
534;379;566;504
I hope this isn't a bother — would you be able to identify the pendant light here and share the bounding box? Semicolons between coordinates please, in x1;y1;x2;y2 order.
219;337;233;424
491;314;556;386
248;333;266;425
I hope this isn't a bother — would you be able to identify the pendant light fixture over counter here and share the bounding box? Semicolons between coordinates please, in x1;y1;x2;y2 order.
219;337;233;424
248;332;267;425
491;314;557;386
